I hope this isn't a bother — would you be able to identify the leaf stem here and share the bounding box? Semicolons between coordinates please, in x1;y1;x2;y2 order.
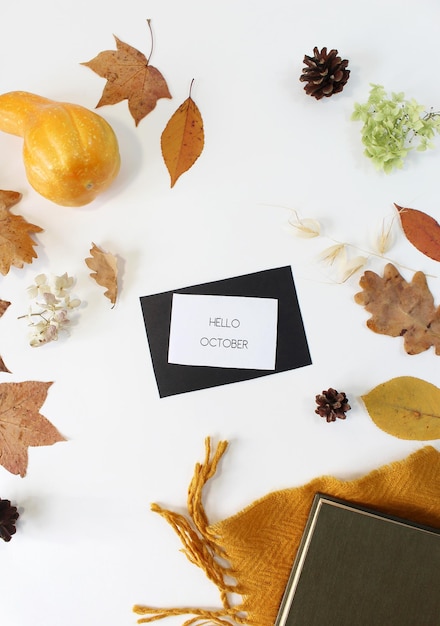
146;19;154;62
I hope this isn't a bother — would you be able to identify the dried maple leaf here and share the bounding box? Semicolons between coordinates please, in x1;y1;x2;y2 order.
395;203;440;261
0;300;11;317
85;242;118;306
0;300;11;372
354;263;440;355
82;20;171;126
0;190;43;275
0;357;10;373
362;376;440;440
161;81;205;187
0;381;65;477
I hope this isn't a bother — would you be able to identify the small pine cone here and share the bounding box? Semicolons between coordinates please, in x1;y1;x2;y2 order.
0;498;19;542
315;388;351;422
300;47;350;100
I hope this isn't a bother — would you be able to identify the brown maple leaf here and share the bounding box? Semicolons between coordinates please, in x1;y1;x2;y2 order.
0;190;43;275
85;242;118;306
82;21;171;126
0;381;65;477
0;300;11;373
354;263;440;355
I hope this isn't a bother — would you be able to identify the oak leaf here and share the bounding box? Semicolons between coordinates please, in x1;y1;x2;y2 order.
82;21;171;126
395;203;440;261
85;242;118;306
354;263;440;355
161;82;204;187
0;381;65;477
0;190;43;275
362;376;440;440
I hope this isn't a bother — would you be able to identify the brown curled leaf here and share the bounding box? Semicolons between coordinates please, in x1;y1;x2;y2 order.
85;242;118;306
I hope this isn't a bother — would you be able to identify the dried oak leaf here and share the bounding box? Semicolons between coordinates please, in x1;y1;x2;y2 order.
0;381;65;477
354;263;440;355
0;190;43;275
161;82;204;187
82;23;171;126
362;376;440;440
85;242;118;306
395;203;440;261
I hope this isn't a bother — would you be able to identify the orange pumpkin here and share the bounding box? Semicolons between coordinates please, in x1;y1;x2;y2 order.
0;91;120;207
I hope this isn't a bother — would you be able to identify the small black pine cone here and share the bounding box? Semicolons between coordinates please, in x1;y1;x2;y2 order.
300;47;350;100
315;388;351;422
0;498;19;542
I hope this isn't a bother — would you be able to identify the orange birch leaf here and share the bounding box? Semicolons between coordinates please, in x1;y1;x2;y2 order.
82;21;171;126
85;242;118;306
161;82;204;187
395;203;440;261
0;190;43;275
0;381;65;477
362;376;440;440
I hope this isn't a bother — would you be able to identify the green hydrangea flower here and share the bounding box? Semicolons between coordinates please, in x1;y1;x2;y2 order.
352;84;440;173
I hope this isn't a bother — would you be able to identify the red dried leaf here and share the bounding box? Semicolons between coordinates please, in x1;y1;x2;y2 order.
395;203;440;261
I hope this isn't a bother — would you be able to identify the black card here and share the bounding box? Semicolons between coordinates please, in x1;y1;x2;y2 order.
139;265;311;397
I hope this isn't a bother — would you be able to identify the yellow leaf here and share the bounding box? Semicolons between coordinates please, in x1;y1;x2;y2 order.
85;242;118;306
361;376;440;440
161;84;204;187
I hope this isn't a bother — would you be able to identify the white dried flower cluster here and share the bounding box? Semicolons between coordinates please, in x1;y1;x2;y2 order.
24;273;81;347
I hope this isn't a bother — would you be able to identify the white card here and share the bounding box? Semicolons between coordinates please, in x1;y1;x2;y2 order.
168;293;278;370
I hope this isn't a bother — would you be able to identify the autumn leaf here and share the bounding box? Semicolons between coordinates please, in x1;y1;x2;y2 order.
82;20;171;126
0;381;65;477
0;300;11;373
395;203;440;261
0;357;10;374
362;376;440;440
0;300;10;317
354;263;440;355
161;81;204;187
85;242;118;306
0;190;43;275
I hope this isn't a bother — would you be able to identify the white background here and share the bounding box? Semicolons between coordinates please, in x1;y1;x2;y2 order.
1;1;440;624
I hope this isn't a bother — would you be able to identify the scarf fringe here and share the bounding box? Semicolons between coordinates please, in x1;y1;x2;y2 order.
133;606;247;626
133;438;245;626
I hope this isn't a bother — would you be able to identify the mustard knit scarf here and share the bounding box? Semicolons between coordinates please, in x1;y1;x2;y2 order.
133;439;440;626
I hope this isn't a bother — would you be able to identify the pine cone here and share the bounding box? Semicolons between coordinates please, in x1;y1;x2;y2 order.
315;388;351;422
0;498;19;542
300;47;350;99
